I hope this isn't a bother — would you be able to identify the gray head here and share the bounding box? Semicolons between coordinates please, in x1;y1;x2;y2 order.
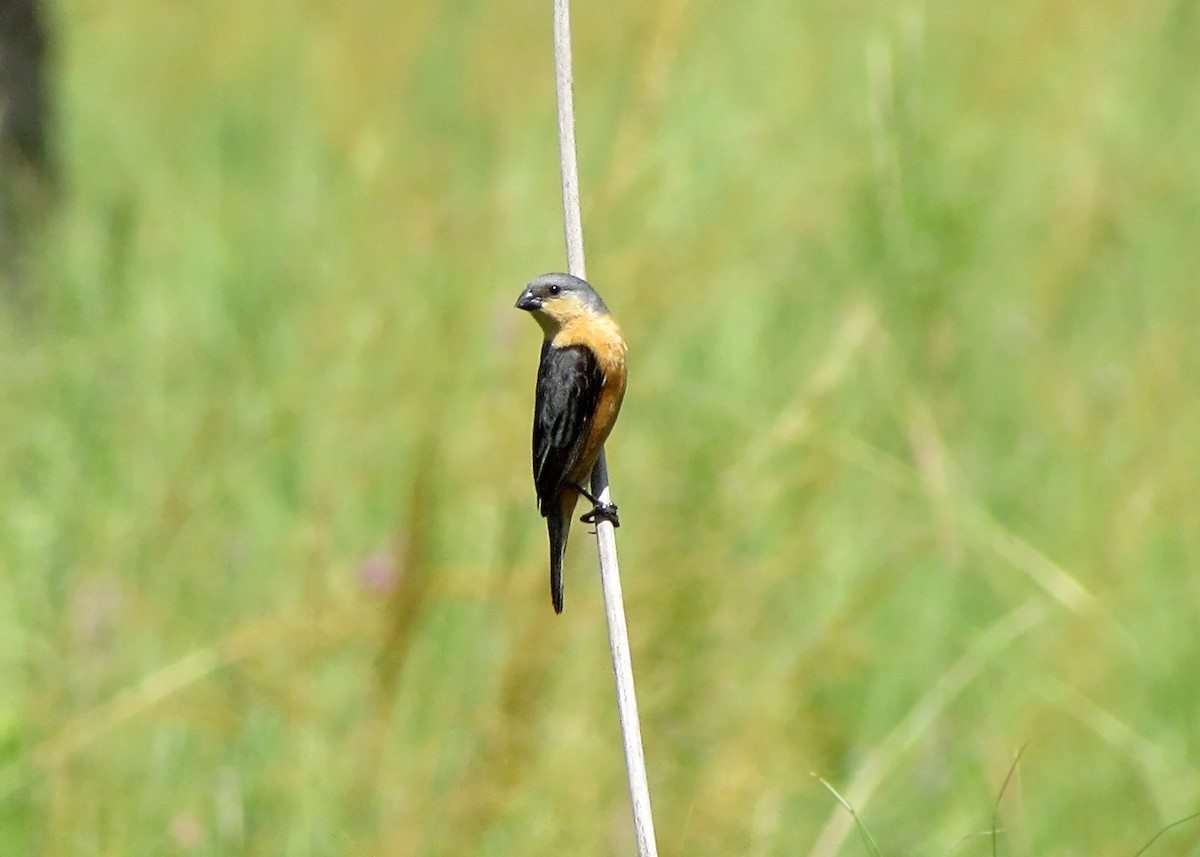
514;273;610;321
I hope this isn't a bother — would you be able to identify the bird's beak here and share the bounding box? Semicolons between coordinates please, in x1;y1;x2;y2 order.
515;290;541;311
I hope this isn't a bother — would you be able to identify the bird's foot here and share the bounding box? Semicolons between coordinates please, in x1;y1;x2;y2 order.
580;502;620;528
567;481;620;528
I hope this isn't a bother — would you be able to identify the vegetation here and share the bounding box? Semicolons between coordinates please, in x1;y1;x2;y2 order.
3;0;1199;854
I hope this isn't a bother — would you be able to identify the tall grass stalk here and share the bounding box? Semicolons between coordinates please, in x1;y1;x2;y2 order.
552;0;659;853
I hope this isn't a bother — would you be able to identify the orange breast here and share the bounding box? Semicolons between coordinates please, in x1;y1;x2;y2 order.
554;312;628;482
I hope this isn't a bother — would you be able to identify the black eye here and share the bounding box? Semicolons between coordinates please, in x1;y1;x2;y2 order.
548;284;561;295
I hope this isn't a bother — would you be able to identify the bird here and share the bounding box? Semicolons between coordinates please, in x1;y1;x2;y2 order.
515;272;628;613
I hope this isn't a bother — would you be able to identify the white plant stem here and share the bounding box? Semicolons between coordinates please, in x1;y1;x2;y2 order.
552;3;659;855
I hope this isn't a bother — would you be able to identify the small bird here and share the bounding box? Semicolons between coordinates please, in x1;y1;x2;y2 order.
515;272;628;613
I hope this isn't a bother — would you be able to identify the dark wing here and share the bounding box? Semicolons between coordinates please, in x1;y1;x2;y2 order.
532;342;604;514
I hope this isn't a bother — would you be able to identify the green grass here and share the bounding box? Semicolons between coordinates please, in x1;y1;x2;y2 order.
3;0;1200;854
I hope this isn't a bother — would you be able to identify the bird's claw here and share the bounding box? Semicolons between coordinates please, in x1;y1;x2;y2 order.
580;502;620;528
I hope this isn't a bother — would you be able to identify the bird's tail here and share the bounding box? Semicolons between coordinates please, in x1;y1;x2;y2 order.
546;492;577;614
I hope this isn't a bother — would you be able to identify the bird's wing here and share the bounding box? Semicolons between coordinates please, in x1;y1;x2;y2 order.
533;342;605;513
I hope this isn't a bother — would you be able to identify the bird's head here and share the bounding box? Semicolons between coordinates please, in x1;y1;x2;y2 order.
515;273;610;335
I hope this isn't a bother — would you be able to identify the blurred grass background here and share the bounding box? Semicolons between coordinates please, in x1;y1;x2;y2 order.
2;0;1200;854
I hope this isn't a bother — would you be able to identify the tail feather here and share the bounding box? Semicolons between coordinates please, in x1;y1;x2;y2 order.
547;509;569;613
546;490;579;614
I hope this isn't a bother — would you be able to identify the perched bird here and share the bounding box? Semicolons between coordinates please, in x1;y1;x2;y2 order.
515;272;628;613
